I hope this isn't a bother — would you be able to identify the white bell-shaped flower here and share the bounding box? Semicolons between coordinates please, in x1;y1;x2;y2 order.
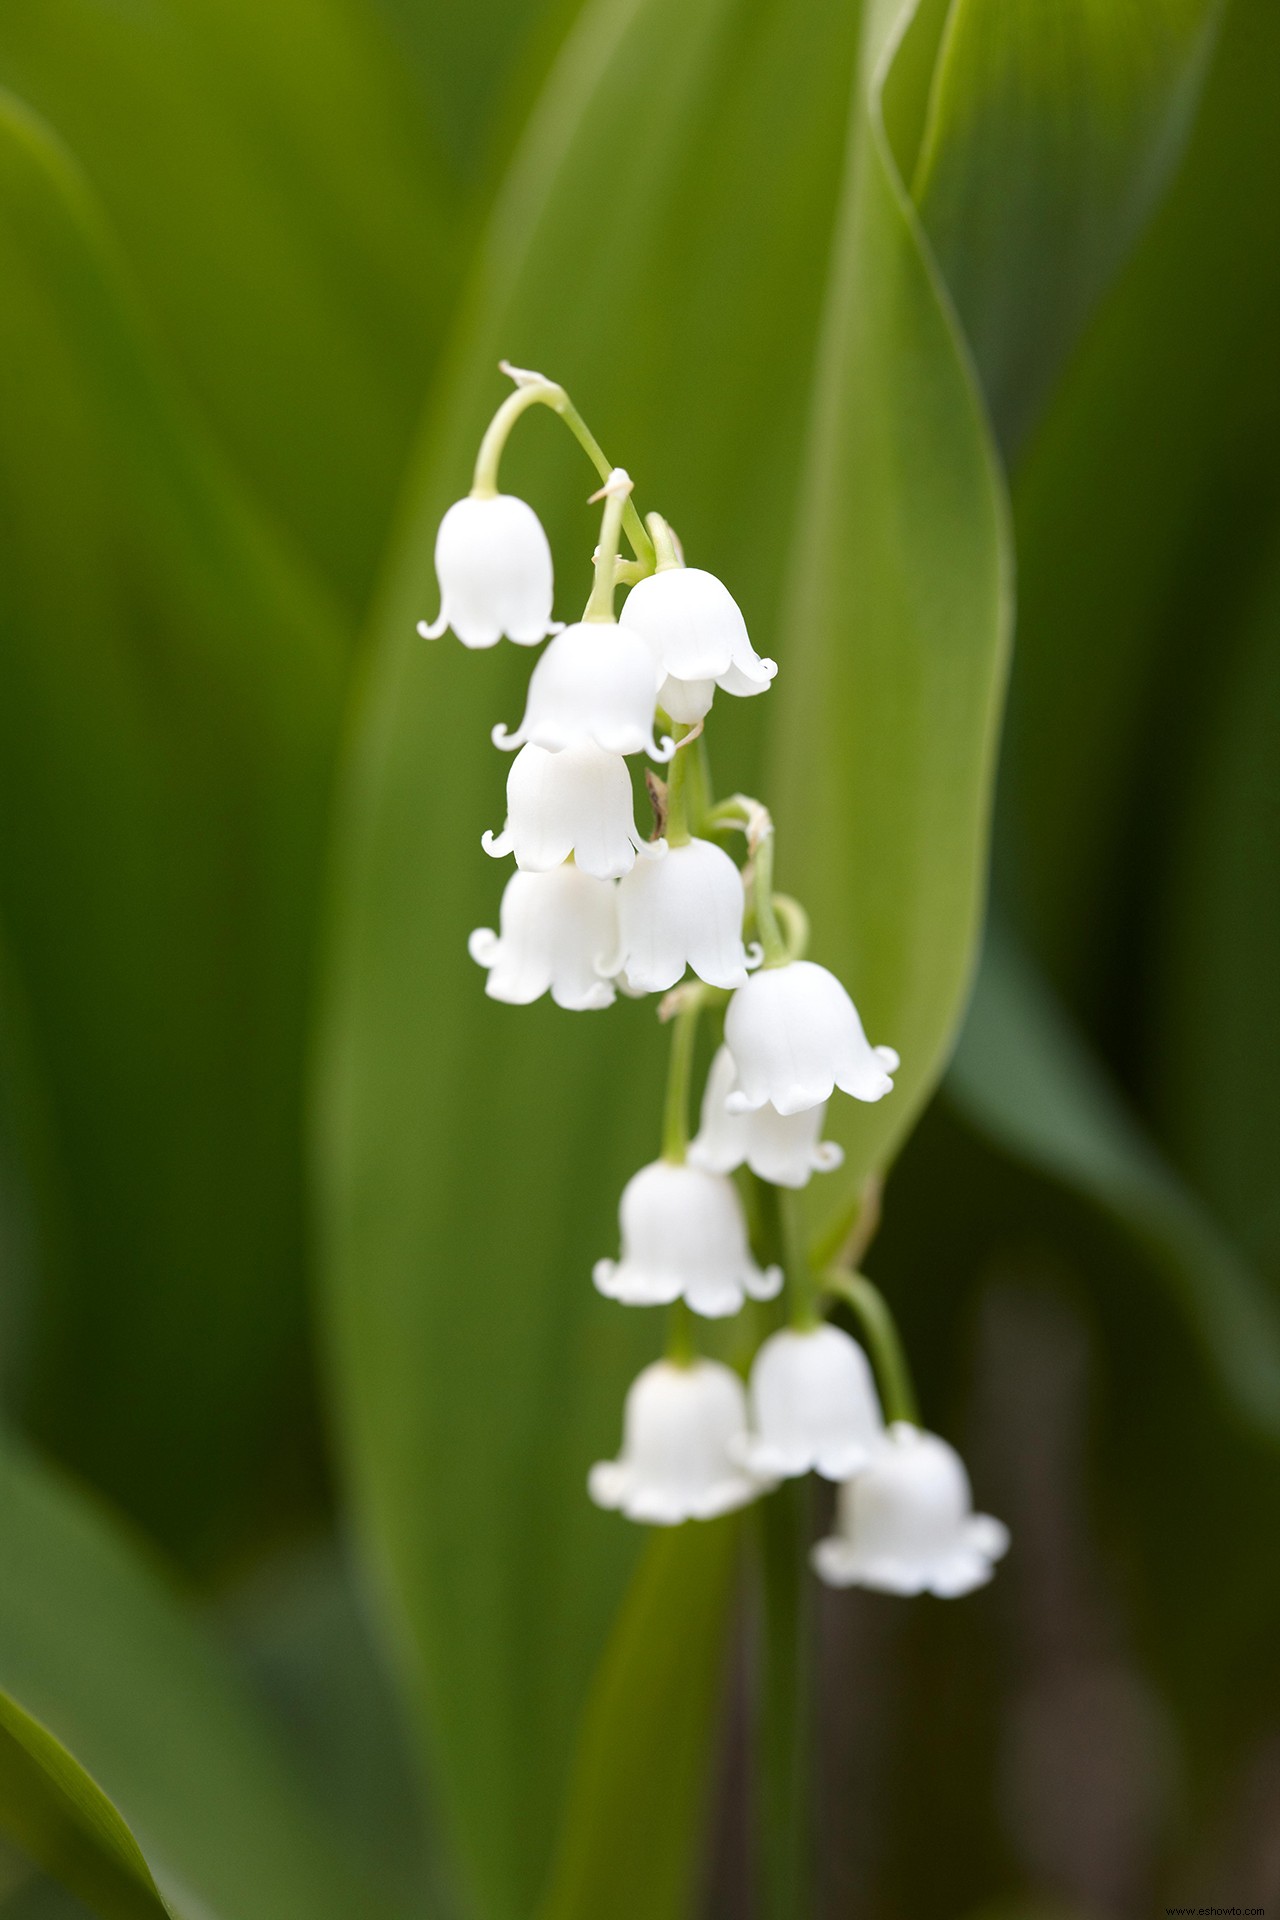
468;865;618;1011
689;1045;843;1188
588;1358;763;1524
417;494;559;649
593;1160;782;1319
482;742;661;881
492;621;673;759
723;960;899;1117
811;1423;1010;1597
613;838;752;993
736;1325;882;1481
619;567;777;722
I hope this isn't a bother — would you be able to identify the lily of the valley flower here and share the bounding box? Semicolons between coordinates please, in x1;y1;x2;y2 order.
612;838;753;992
736;1325;882;1481
724;960;899;1116
593;1160;782;1318
619;566;777;722
468;865;618;1010
482;742;661;881
689;1045;843;1188
811;1423;1010;1597
588;1357;763;1524
492;622;673;759
418;494;559;648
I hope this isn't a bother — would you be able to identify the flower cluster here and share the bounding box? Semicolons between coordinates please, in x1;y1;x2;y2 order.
421;365;1008;1600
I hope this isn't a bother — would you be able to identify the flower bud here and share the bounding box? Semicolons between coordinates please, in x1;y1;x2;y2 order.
593;1160;781;1319
811;1423;1009;1596
418;494;559;648
689;1045;843;1188
468;865;618;1011
588;1358;763;1524
723;960;898;1116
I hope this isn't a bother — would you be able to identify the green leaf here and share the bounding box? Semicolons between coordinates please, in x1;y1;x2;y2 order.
0;1438;397;1920
0;96;345;1558
0;1691;173;1920
319;0;868;1908
0;0;452;610
536;1520;741;1920
914;0;1223;454
947;927;1280;1440
768;0;1012;1221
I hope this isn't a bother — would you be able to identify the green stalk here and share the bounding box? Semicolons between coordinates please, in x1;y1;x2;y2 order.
664;727;696;847
750;1173;813;1919
584;478;632;623
823;1269;919;1425
471;373;655;567
660;998;700;1162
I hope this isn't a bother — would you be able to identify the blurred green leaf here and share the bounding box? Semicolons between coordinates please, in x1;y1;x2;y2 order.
537;1520;740;1920
947;927;1280;1437
1002;0;1280;997
0;1690;173;1920
0;1438;397;1920
0;96;344;1557
914;0;1222;455
0;0;452;611
1153;518;1280;1285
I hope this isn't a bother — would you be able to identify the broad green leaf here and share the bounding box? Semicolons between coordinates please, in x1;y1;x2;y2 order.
0;97;344;1558
768;0;1012;1226
0;1438;396;1920
536;1520;741;1920
914;0;1222;454
319;0;866;1909
947;928;1280;1439
0;0;452;611
0;1692;173;1920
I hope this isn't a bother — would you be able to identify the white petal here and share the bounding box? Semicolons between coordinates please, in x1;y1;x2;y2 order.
485;742;659;880
742;1325;883;1482
493;622;672;759
615;839;749;994
422;495;559;648
724;961;897;1116
469;865;618;1011
689;1046;843;1189
619;567;774;700
588;1359;763;1526
594;1160;778;1319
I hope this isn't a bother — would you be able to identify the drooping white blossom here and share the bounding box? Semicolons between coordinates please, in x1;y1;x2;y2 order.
593;1160;782;1319
612;838;753;993
588;1358;763;1524
417;494;559;649
811;1423;1010;1597
468;865;618;1011
689;1045;843;1188
492;621;672;759
482;742;661;881
723;960;899;1117
736;1325;882;1481
619;566;777;722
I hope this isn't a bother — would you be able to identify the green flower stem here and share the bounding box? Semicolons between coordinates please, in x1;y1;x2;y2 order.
752;825;790;969
660;996;701;1162
664;726;698;848
470;374;655;567
757;1475;813;1920
771;894;810;963
665;1297;696;1366
584;479;633;623
822;1269;919;1425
